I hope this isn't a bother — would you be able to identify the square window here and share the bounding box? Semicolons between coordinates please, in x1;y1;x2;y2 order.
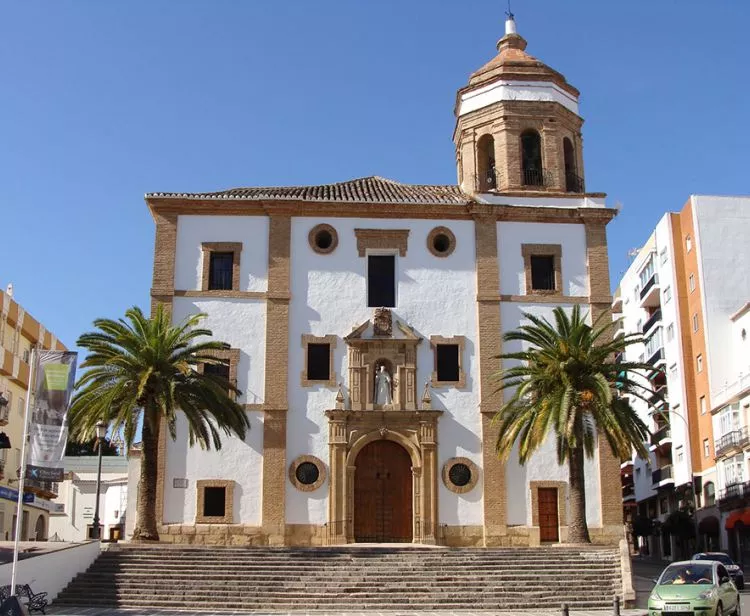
676;445;684;464
203;487;226;517
436;345;460;382
689;273;696;293
208;252;234;290
307;344;331;381
697;354;703;373
700;395;707;415
703;438;710;458
666;323;675;342
686;235;692;252
203;362;230;381
664;286;672;303
692;313;699;332
660;248;668;264
530;255;555;291
367;255;395;307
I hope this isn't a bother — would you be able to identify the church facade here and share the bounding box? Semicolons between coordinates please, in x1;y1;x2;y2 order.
144;17;622;547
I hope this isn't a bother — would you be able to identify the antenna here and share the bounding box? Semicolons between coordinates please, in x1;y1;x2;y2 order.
627;248;640;259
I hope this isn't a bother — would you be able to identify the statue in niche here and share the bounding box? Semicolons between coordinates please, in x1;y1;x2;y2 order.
373;307;392;337
374;365;393;406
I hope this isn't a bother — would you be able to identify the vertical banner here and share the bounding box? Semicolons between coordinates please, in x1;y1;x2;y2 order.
26;350;77;482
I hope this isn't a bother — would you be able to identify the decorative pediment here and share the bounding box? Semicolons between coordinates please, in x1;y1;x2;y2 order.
344;308;421;343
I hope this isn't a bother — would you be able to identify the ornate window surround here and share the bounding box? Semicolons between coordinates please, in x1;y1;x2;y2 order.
200;242;243;292
430;335;466;388
521;243;563;296
196;479;234;524
288;455;327;492
442;457;479;494
354;229;409;257
301;334;337;387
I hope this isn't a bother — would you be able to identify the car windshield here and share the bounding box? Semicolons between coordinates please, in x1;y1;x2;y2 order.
695;554;733;566
659;564;714;585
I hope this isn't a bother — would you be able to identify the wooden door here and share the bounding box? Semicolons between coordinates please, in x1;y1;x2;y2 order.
354;440;412;542
538;487;559;542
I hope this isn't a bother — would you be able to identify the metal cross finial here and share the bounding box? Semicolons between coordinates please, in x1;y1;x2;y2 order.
506;0;514;19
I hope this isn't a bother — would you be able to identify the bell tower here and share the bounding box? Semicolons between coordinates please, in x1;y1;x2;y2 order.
454;14;586;195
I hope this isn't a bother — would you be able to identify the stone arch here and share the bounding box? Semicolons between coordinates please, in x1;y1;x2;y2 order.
346;428;422;470
34;514;46;541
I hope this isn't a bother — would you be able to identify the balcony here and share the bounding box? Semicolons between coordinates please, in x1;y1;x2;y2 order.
652;464;674;488
650;425;672;451
646;347;666;368
620;460;634;476
648;386;669;409
522;168;553;188
714;426;750;459
640;274;661;308
642;310;662;336
717;481;750;510
613;318;626;339
612;291;623;314
25;478;58;499
622;484;635;502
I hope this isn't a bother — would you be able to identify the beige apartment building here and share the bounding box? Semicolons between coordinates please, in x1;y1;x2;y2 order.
0;286;66;540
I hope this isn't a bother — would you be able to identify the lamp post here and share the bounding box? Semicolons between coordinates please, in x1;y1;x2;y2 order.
92;421;107;540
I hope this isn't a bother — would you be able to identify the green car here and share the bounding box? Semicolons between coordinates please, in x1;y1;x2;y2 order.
648;560;741;616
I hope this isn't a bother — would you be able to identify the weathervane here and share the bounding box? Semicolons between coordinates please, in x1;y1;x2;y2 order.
506;0;514;20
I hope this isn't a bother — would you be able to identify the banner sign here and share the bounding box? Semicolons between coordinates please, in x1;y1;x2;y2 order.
26;351;77;482
0;486;34;504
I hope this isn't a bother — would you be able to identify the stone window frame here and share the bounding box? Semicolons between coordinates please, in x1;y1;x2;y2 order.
308;224;339;255
427;226;457;258
430;335;466;388
288;455;327;492
196;479;234;524
198;348;240;399
201;242;242;292
442;457;479;494
522;244;563;296
529;480;567;528
301;334;337;387
354;229;409;257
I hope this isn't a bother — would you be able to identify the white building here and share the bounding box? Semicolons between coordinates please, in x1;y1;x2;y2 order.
615;195;750;562
49;456;128;542
137;16;624;547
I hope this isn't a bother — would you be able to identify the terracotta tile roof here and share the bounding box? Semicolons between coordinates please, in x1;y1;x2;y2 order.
147;176;471;206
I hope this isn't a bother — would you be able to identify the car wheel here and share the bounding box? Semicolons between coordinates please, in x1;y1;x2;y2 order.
716;603;723;616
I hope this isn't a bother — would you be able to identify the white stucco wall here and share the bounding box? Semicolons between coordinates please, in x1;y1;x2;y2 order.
163;298;267;524
497;222;588;297
458;80;580;117
174;215;269;292
500;302;602;528
286;217;482;526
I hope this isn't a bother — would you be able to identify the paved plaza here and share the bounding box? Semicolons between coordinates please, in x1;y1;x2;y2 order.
48;609;649;616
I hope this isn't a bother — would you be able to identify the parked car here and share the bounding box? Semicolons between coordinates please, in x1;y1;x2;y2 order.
693;552;745;590
648;560;741;616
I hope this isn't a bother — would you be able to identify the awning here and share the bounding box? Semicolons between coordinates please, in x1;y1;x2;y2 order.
699;516;720;535
725;509;750;529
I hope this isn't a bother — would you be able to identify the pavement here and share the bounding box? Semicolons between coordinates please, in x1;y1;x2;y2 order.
47;610;649;616
0;540;84;564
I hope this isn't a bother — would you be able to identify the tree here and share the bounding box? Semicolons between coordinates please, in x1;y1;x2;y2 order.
493;305;655;543
65;437;119;456
68;305;250;541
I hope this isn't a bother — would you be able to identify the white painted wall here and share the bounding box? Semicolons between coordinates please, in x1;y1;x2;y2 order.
501;302;602;528
163;298;267;524
286;217;482;526
174;215;269;292
459;80;579;117
0;541;100;601
497;221;588;297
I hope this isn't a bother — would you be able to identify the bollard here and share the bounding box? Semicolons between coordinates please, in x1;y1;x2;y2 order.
561;603;569;616
613;596;621;616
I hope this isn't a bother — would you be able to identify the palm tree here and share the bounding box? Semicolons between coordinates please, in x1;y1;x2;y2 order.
493;305;655;544
69;305;250;541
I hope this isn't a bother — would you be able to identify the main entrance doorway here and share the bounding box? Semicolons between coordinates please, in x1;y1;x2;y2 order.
353;440;413;543
538;487;560;542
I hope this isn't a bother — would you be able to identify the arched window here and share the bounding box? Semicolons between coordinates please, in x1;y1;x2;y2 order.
476;135;496;191
704;482;715;507
563;137;582;192
521;130;544;186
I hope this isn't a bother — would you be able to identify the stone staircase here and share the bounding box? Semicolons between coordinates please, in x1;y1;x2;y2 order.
54;545;623;611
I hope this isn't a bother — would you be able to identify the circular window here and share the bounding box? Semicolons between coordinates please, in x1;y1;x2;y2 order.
295;462;319;485
427;226;456;258
448;463;471;487
289;455;327;492
442;457;479;494
309;224;338;255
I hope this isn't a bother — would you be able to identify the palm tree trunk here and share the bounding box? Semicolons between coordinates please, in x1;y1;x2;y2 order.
567;444;591;544
132;414;160;541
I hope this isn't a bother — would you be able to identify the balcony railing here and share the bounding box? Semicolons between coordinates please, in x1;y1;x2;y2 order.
650;425;671;447
717;481;750;507
640;274;658;299
642;310;662;335
522;168;553;188
651;465;673;485
475;167;498;192
646;348;665;367
25;478;59;497
714;426;750;459
565;171;584;193
622;484;635;501
0;405;8;426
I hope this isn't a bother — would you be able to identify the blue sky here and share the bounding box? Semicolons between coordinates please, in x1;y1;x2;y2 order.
1;0;748;350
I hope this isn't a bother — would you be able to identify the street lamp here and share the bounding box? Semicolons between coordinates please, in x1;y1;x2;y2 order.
92;421;107;540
